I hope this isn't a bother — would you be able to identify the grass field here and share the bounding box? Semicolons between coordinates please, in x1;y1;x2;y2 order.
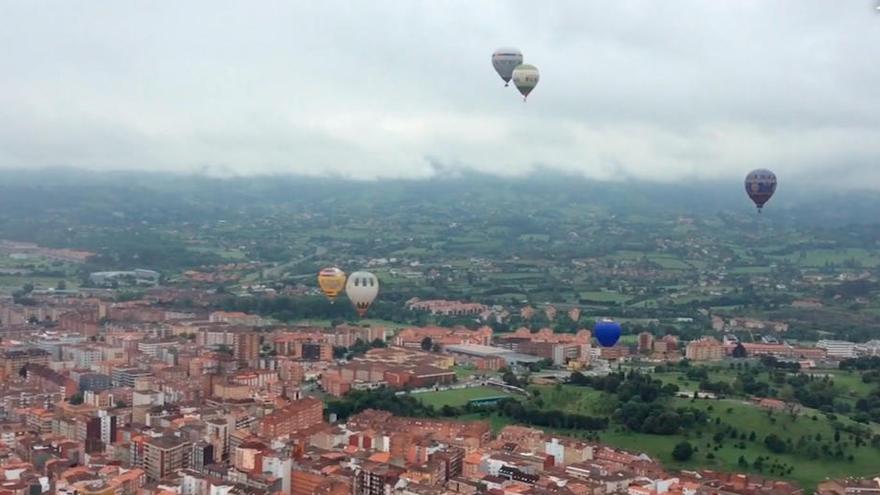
528;385;880;490
729;266;774;274
820;371;878;400
771;248;880;268
518;234;550;242
579;291;632;303
655;366;879;407
0;275;76;292
610;250;645;260
415;386;515;408
647;255;691;270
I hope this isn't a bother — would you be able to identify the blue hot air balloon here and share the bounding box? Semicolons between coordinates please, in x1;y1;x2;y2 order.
594;320;622;347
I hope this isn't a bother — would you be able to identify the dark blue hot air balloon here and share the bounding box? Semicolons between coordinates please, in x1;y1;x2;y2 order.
594;319;621;347
744;169;777;213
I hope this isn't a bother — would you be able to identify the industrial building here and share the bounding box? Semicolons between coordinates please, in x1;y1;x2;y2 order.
443;344;543;368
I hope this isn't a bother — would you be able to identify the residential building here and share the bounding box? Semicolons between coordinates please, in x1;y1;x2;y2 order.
685;337;724;361
144;434;192;480
258;398;323;438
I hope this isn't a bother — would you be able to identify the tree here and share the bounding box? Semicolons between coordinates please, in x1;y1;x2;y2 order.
56;280;67;290
672;441;694;462
783;401;801;420
440;405;459;417
732;343;747;358
421;337;433;352
764;434;787;454
69;392;84;405
502;370;521;388
753;456;765;472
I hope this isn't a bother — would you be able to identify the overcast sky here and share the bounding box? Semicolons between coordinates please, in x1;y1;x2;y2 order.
1;1;879;187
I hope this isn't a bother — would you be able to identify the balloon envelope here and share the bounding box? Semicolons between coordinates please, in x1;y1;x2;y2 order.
345;271;379;317
317;267;346;301
744;169;777;210
512;64;539;99
594;320;622;347
492;48;523;86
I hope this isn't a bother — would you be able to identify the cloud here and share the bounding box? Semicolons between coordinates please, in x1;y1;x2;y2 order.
0;0;878;187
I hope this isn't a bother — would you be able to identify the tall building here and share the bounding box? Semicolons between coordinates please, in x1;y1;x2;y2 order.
258;398;323;438
1;348;50;376
685;337;724;361
79;373;112;392
301;341;333;361
191;441;215;471
85;411;117;454
67;346;103;368
144;434;191;480
234;331;260;366
354;462;404;495
111;367;153;388
205;418;230;461
638;332;654;353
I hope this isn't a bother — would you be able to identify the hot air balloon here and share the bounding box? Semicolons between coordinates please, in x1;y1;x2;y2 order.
491;48;524;87
512;64;539;101
594;319;622;347
744;169;777;213
317;267;346;302
345;271;379;317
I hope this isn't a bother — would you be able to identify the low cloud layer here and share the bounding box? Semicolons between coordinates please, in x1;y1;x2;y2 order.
1;1;879;187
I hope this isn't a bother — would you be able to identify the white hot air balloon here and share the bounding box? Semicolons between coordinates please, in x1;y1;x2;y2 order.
512;64;539;101
345;271;379;317
491;48;523;86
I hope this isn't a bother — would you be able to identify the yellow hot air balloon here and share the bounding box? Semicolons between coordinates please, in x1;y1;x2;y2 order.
318;267;347;301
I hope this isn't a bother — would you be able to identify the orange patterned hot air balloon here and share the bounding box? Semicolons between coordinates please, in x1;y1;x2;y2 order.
318;267;347;302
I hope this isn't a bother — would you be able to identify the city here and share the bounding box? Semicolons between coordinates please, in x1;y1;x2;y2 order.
0;277;879;493
2;1;880;494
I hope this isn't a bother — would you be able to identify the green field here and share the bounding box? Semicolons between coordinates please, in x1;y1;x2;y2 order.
579;291;633;303
771;248;880;268
518;234;550;242
729;266;774;274
819;371;878;401
610;250;646;260
0;275;77;292
415;386;515;408
647;255;691;270
655;366;878;406
529;385;880;490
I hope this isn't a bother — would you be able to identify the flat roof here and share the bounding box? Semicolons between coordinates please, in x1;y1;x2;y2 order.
444;344;543;363
444;344;510;356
